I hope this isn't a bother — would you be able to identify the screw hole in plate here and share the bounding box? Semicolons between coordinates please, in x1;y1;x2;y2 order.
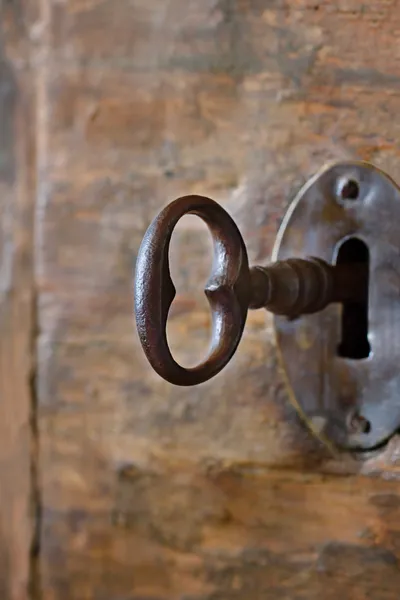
338;178;360;201
347;411;371;435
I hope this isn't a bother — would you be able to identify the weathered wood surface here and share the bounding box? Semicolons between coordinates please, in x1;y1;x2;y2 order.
32;0;400;598
0;2;37;599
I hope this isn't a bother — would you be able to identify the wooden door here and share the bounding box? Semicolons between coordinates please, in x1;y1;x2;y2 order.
3;0;400;598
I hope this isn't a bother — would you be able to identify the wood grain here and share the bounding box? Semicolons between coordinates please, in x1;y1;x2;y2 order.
0;1;37;598
36;0;400;598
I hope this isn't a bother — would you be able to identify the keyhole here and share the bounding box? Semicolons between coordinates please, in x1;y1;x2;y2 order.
336;237;370;359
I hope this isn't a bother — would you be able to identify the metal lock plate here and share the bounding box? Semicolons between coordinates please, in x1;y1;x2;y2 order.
274;161;400;451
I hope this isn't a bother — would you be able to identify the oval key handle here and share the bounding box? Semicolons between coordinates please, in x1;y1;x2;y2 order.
135;193;367;386
134;195;251;386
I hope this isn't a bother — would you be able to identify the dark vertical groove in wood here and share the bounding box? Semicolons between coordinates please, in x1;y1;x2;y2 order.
28;292;42;600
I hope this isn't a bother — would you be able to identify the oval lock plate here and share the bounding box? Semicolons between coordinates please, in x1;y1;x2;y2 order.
273;161;400;451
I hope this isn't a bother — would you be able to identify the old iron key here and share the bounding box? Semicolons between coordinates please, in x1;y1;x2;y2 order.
134;193;366;387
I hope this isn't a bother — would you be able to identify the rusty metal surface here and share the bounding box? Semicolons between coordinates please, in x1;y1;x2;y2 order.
135;195;250;386
249;258;366;315
274;161;400;451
